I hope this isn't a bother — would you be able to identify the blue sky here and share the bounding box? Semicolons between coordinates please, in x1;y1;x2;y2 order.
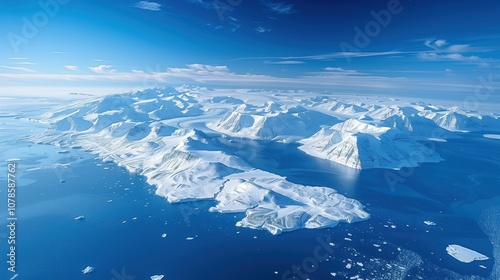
1;0;499;100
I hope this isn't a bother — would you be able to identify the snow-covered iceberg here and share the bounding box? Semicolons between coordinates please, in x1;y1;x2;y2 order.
210;170;369;234
446;244;489;263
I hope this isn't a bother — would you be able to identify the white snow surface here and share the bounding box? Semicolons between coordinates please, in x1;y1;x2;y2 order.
207;101;339;140
35;87;500;233
446;244;489;263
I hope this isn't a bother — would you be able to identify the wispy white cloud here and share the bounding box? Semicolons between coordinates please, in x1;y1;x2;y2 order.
323;67;360;74
424;39;474;54
184;0;214;9
434;39;447;47
210;17;240;32
419;51;483;62
264;60;304;64
16;61;38;65
419;39;494;66
0;64;487;97
261;1;295;15
424;39;444;51
1;65;37;73
9;57;28;60
134;1;162;11
65;65;79;71
229;51;408;63
51;51;66;54
445;44;471;53
228;16;240;32
255;26;271;33
89;65;117;74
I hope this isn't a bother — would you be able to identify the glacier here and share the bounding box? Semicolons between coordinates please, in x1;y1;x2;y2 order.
34;87;500;233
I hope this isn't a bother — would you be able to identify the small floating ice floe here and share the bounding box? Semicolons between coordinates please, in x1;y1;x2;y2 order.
484;134;500;140
161;233;167;238
186;237;194;241
423;221;436;226
151;275;164;280
82;266;94;274
74;215;85;220
446;244;489;263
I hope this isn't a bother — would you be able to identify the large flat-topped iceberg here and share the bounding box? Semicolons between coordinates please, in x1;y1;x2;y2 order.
211;170;369;234
446;244;489;263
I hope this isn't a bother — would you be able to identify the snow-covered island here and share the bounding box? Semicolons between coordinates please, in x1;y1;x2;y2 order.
34;87;500;234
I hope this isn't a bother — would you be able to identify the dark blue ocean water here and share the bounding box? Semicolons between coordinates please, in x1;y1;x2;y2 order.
1;126;499;279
